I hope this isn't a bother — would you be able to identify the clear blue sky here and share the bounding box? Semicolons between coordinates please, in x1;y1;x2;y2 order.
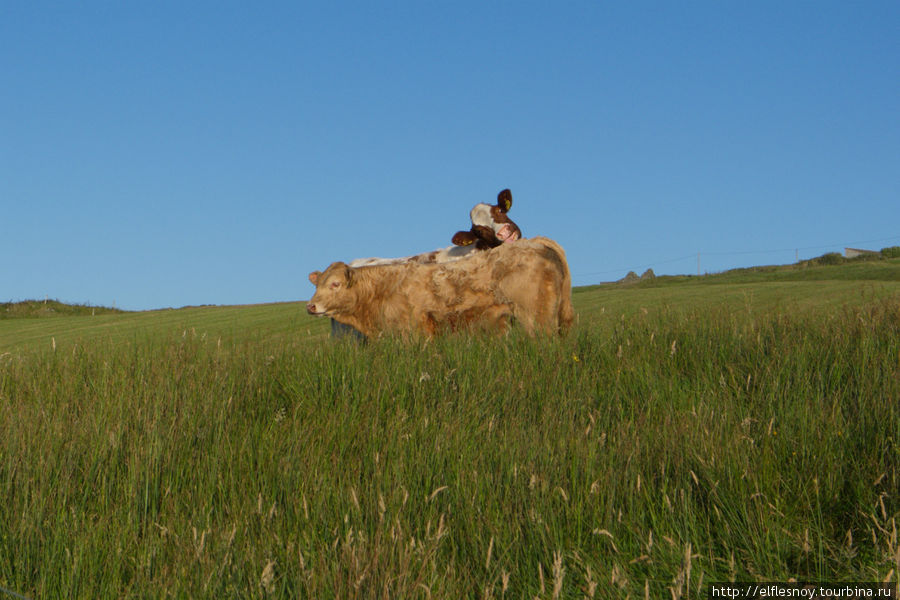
2;2;897;311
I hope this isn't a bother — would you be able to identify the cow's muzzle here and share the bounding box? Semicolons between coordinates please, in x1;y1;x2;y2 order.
497;224;519;242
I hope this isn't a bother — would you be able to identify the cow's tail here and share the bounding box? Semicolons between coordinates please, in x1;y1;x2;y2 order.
533;237;576;335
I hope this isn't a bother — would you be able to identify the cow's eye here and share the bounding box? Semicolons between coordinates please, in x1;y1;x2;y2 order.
330;281;341;289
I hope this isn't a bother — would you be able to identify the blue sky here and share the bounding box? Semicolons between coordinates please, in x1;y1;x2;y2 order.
2;2;897;311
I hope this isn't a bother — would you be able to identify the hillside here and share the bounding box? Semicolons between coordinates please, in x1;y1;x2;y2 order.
0;302;321;354
1;299;124;319
1;256;898;354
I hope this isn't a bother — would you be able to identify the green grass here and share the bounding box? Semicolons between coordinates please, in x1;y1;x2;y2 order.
1;260;899;598
0;302;327;355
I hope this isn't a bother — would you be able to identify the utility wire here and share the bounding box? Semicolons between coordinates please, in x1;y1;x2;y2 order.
703;235;900;257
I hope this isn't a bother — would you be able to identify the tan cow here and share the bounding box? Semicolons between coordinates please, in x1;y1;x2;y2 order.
307;236;574;338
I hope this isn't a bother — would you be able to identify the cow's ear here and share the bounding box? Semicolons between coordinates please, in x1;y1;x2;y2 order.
309;271;321;285
343;264;355;288
497;189;512;213
472;224;498;245
452;231;477;246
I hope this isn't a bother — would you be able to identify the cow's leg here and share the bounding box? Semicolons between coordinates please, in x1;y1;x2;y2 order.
331;318;367;342
481;305;512;335
424;315;438;338
512;274;560;336
538;271;569;334
535;294;560;334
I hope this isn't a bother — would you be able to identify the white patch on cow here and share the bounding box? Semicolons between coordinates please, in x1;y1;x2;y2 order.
436;245;482;261
349;256;402;267
349;244;479;268
469;203;494;228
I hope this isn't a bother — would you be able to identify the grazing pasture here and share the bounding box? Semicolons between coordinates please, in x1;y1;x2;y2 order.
1;259;898;598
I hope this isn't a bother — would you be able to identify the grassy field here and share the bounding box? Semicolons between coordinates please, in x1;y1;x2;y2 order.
1;259;899;598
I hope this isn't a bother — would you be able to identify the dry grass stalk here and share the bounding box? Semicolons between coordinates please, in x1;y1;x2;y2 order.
260;560;276;595
551;551;565;599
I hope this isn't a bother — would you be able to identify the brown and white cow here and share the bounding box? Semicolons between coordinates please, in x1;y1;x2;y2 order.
348;189;523;268
451;189;522;249
307;237;574;338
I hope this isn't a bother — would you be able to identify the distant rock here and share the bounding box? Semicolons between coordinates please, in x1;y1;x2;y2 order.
641;269;656;280
619;271;640;284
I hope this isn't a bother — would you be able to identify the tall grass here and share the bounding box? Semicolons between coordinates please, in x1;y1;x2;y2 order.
1;297;898;598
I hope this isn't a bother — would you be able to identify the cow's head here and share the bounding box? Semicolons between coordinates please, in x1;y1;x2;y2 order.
307;261;356;317
451;189;522;249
